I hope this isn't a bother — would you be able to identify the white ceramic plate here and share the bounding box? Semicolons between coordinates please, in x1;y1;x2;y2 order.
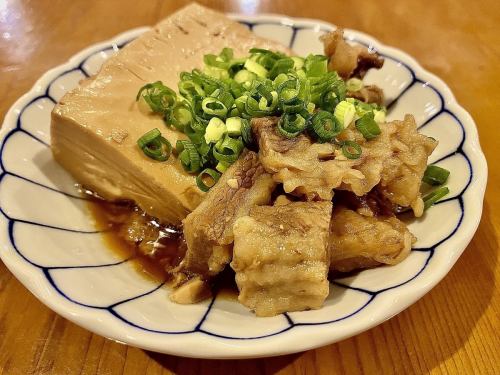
0;14;487;359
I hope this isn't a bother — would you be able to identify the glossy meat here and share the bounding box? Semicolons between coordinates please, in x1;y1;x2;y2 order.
231;201;332;316
171;151;275;302
321;29;384;79
338;115;437;216
252;117;364;200
348;85;385;106
329;206;415;272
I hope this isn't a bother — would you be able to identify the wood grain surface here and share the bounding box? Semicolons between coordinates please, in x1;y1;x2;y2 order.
0;1;499;374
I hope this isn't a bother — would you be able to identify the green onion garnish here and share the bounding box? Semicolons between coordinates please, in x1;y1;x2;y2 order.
196;168;221;192
346;78;363;92
226;117;243;136
135;47;388;190
423;186;450;210
310;110;342;142
136;81;177;115
176;140;201;172
234;69;256;84
202;97;228;118
423;165;450;186
277;113;307;138
137;128;172;162
244;59;268;78
204;117;227;143
304;54;328;77
240;118;253;146
355;112;381;140
341;140;362;159
334;100;356;128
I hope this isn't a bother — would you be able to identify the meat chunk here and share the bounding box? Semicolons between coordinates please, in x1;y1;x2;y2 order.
321;29;384;79
51;3;291;224
377;115;437;214
348;85;384;106
171;151;275;302
338;115;437;216
231;201;332;317
329;206;415;273
252;117;364;200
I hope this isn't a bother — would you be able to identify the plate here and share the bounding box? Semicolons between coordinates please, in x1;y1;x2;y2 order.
0;14;487;359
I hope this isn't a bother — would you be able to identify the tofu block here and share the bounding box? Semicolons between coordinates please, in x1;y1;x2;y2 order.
231;201;332;316
51;3;290;224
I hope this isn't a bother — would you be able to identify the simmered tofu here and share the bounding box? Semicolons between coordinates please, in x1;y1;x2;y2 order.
51;3;290;224
231;201;332;317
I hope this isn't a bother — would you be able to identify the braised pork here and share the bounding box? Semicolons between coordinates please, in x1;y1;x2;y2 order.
171;151;275;302
347;85;385;106
231;201;332;317
252;117;364;200
338;115;437;215
321;29;384;79
329;206;415;272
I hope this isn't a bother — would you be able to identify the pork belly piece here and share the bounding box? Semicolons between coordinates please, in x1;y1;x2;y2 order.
338;115;437;216
51;3;290;224
329;206;415;273
171;151;275;303
347;85;384;106
231;201;332;317
252;117;364;200
321;29;384;79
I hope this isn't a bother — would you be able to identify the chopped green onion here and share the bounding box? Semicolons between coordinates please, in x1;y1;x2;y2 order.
240;118;253;145
218;134;244;155
277;113;307;138
373;109;386;123
346;78;363;92
170;102;192;131
355;112;381;140
304;54;328;77
196;168;221;192
176;140;200;172
136;81;176;114
334;100;356;128
341;140;362;159
216;161;230;173
310;110;342;142
204;117;227;143
137;128;161;149
273;73;289;89
202;97;228;118
423;165;450;186
269;58;294;79
291;56;304;70
137;129;172;162
423;186;449;210
203;65;230;80
306;102;316;114
244;59;268;78
226;117;242;136
234;69;256;84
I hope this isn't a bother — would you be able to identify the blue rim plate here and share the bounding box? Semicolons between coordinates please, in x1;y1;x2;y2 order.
0;14;487;358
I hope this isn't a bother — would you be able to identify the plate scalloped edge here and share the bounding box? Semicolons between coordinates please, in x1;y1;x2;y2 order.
0;14;488;359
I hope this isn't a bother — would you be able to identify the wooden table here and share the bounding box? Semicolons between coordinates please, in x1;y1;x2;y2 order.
1;1;498;374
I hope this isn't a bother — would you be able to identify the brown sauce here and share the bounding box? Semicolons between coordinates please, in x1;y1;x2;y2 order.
87;199;182;283
87;198;240;300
